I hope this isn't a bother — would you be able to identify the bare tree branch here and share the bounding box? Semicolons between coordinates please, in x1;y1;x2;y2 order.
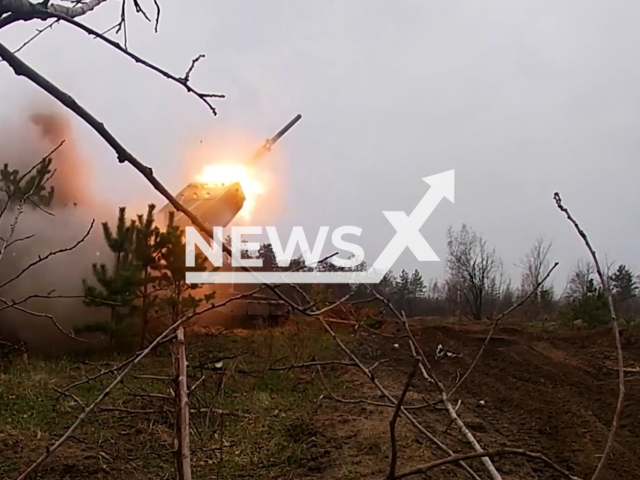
391;448;583;480
386;358;419;480
366;285;575;480
0;219;94;290
449;261;559;397
553;192;624;480
0;0;110;18
313;315;482;480
0;40;225;247
0;293;121;312
269;360;357;371
18;285;269;479
316;366;431;410
0;296;85;341
399;310;502;480
173;326;191;480
2;13;224;114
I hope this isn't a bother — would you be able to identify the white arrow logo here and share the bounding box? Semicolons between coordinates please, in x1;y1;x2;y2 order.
365;170;454;281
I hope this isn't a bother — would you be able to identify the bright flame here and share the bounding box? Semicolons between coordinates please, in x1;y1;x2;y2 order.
196;163;264;219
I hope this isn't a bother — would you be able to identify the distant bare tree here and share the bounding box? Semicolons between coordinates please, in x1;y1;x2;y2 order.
568;254;615;296
373;270;396;299
518;238;553;320
483;257;512;316
564;259;596;300
426;278;443;300
445;224;500;320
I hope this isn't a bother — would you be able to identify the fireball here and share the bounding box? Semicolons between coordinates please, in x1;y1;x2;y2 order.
196;163;264;219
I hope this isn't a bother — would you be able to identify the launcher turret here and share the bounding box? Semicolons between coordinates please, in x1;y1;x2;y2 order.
158;114;302;229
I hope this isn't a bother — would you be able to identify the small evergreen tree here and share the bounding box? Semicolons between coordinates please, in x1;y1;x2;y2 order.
395;269;412;314
408;269;426;316
133;204;166;347
409;269;426;297
609;264;638;305
0;158;55;208
82;207;140;346
562;278;609;327
155;212;211;325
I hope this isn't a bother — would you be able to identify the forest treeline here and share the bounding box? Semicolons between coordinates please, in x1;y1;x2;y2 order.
2;161;638;352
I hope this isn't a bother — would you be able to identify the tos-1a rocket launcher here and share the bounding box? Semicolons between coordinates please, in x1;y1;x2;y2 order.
158;114;302;229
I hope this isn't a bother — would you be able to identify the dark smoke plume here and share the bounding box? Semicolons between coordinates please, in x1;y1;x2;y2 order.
0;109;115;354
29;112;94;209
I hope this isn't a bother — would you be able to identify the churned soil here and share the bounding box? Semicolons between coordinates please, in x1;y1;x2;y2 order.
1;320;638;479
320;319;640;479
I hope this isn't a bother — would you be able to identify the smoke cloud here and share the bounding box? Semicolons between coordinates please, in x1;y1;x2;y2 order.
0;109;115;355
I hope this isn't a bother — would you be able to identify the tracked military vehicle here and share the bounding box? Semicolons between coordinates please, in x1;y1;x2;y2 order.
158;115;302;330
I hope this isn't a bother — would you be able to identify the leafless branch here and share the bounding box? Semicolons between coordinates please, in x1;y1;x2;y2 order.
96;407;163;414
0;297;85;341
449;261;559;397
29;284;283;477
17;287;259;479
368;285;558;480
4;14;224;115
173;326;191;480
180;53;205;84
400;311;502;480
386;358;419;480
315;366;432;410
2;233;34;248
188;374;206;394
358;323;409;339
0;219;94;290
1;0;110;19
5;18;59;58
61;334;177;393
0;37;223;239
269;359;357;371
391;448;583;480
553;192;624;480
131;392;172;401
0;293;121;313
313;315;482;480
17;140;65;183
134;374;172;382
307;291;355;315
52;386;85;409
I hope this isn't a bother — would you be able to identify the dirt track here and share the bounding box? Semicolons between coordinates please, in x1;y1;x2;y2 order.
1;321;638;479
328;320;640;479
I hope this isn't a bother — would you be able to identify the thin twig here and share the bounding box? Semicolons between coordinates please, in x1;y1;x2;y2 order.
0;220;94;290
368;287;503;479
313;316;482;480
449;261;559;397
391;448;583;480
268;360;357;371
17;287;262;479
13;14;224;115
386;358;419;480
316;367;432;410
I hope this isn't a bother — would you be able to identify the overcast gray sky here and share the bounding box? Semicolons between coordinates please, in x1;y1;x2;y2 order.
1;0;639;289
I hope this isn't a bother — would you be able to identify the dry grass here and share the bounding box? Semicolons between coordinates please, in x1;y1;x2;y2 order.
1;319;640;479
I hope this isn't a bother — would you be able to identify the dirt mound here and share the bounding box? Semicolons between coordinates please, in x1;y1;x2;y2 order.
342;321;640;479
1;322;639;479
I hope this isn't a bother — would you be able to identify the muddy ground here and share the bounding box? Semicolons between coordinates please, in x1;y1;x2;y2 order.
0;319;638;479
